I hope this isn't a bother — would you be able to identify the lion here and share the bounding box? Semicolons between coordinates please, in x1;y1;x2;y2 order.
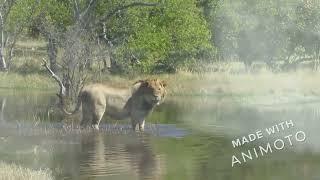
60;79;167;131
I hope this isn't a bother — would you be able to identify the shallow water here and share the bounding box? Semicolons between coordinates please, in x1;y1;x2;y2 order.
0;92;320;179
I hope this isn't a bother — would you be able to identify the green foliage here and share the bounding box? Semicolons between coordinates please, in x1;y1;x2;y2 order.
115;0;212;73
7;0;35;29
29;0;73;34
6;0;320;74
8;0;73;33
43;0;73;29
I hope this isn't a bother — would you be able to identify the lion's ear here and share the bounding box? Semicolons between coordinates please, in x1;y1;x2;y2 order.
161;80;167;88
133;80;145;85
132;80;146;93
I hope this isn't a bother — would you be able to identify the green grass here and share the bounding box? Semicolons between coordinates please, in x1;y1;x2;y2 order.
0;162;53;180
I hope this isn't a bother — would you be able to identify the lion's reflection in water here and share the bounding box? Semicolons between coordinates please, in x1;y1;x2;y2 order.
76;132;165;180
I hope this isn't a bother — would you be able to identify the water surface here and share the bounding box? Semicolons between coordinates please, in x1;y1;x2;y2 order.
0;92;320;180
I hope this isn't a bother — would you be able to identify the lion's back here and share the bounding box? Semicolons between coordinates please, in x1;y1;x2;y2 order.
81;83;130;105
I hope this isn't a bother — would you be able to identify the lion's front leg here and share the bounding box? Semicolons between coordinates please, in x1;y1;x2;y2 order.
138;120;145;131
131;110;149;132
131;118;145;132
131;120;138;131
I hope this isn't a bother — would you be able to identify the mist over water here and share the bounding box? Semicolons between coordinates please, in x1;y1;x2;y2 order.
1;91;320;179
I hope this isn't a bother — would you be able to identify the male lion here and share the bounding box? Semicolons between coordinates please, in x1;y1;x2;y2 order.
61;79;167;131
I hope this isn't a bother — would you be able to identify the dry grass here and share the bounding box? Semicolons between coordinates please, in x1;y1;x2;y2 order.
15;39;47;49
0;162;53;180
2;70;320;98
168;71;320;96
5;38;320;97
93;70;320;98
0;72;56;90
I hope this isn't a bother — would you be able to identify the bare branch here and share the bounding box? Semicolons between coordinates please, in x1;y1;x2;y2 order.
80;0;97;21
72;0;80;20
42;58;66;97
97;2;158;24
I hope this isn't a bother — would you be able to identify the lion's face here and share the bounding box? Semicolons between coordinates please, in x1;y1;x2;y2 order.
133;79;167;106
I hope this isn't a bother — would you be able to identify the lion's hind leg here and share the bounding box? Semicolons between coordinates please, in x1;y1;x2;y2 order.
91;104;106;130
80;102;92;129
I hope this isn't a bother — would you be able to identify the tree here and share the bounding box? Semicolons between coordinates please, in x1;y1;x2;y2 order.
0;0;39;71
113;0;212;73
0;0;15;71
289;0;320;70
205;0;320;72
40;0;160;103
34;0;73;73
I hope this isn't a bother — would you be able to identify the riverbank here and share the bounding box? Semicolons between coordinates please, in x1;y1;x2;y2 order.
1;71;320;105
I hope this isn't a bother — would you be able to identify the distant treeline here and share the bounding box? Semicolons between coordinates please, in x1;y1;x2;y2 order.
0;0;319;73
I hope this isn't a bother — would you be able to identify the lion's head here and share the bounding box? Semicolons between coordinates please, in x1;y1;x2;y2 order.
132;79;167;106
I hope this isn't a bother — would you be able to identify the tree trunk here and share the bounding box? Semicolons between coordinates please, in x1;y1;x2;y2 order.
102;53;110;71
314;44;320;71
0;47;7;71
6;28;21;70
0;11;6;71
6;45;14;69
0;98;6;123
47;37;58;73
106;42;118;73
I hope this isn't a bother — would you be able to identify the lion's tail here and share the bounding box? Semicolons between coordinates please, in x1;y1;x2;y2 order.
58;93;82;115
